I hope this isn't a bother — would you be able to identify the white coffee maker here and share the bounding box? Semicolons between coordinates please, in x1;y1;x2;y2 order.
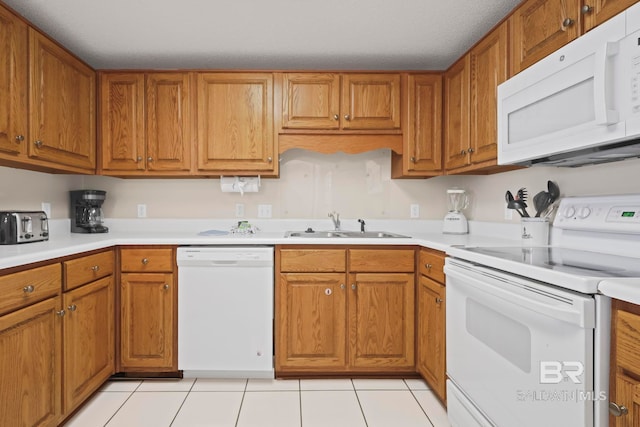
443;188;469;234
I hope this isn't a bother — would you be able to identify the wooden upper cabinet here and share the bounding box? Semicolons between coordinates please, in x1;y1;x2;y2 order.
510;0;582;75
583;0;639;31
99;72;192;174
29;29;96;171
443;55;470;171
342;74;401;130
99;73;145;171
0;5;27;157
470;21;509;165
146;73;192;172
196;72;275;173
282;73;341;130
280;73;401;131
403;74;442;175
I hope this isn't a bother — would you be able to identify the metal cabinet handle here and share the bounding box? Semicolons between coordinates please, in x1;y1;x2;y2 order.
15;135;24;142
91;265;100;272
68;304;77;312
460;150;466;156
34;140;43;148
609;402;629;417
562;18;575;27
142;258;149;265
333;114;339;120
147;157;153;162
267;157;273;163
340;284;345;289
344;114;351;121
56;310;65;317
425;263;432;269
351;284;357;291
163;284;170;290
435;297;443;304
23;285;35;293
581;5;593;14
410;156;417;163
467;148;475;153
136;156;143;162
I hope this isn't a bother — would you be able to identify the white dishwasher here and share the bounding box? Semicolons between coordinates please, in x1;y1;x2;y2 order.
177;246;274;378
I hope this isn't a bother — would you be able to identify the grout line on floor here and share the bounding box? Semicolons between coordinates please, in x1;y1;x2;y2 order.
103;390;136;427
233;379;249;427
408;388;436;427
352;379;370;427
168;389;191;426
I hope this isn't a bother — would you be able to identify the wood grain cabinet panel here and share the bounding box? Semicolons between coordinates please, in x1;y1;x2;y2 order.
417;275;446;403
419;248;445;284
29;29;95;171
276;273;347;370
0;263;61;316
443;55;470;171
120;272;175;370
280;248;346;272
583;0;639;31
196;72;275;173
62;276;114;413
282;73;341;129
0;4;27;158
349;272;414;369
120;248;174;273
0;297;62;427
64;250;114;291
341;74;401;130
348;248;415;273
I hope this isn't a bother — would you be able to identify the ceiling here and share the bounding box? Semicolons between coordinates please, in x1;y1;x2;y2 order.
3;0;521;70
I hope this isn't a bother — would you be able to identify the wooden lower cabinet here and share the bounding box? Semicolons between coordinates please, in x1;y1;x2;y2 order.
120;272;176;370
62;276;114;414
417;276;446;402
276;273;347;370
276;246;415;375
0;297;62;427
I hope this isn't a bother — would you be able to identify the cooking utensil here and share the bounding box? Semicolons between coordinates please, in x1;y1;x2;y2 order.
533;191;552;217
517;187;528;202
547;181;560;202
508;199;530;217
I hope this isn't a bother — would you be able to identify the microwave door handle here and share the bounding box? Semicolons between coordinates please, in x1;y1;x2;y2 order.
594;41;620;125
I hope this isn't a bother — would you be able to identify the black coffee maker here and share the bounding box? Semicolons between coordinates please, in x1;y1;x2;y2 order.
70;190;109;233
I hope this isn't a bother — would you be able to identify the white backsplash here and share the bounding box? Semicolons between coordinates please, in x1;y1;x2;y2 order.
1;149;640;223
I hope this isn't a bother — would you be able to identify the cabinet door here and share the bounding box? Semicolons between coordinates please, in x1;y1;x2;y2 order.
349;273;414;369
196;73;275;172
470;22;509;165
276;273;347;371
0;297;62;427
0;5;27;156
341;74;401;130
583;0;639;32
29;29;96;170
405;74;442;173
146;73;192;172
121;273;175;370
281;73;340;129
417;276;446;402
444;56;470;171
510;0;582;75
63;276;114;413
99;73;145;171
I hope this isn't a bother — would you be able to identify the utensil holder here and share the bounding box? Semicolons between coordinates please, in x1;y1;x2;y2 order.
521;217;550;246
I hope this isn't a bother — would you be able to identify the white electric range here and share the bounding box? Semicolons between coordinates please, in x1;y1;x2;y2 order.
445;194;640;427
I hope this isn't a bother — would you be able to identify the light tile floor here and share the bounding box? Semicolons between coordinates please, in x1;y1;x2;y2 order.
65;378;449;427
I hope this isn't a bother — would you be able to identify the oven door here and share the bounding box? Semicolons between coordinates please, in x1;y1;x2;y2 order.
445;258;596;427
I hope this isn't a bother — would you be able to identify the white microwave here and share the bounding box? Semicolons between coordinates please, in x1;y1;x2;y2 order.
497;3;640;167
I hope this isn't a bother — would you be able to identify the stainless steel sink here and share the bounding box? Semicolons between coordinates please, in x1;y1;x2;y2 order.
284;230;409;238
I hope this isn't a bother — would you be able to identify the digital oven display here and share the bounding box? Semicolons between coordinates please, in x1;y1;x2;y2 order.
622;211;636;217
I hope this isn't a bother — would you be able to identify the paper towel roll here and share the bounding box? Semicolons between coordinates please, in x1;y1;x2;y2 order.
220;176;261;195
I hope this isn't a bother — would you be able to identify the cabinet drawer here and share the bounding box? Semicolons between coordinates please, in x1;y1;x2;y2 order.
280;249;346;272
419;249;445;284
121;248;174;272
616;309;640;374
0;263;61;315
64;250;114;290
348;249;414;272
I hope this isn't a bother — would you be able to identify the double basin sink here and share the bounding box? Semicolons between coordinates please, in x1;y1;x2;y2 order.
285;229;409;239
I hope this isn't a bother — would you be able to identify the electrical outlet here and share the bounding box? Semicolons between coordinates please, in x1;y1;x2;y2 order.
258;204;272;218
41;202;51;217
410;204;420;218
137;204;147;218
504;206;513;220
235;203;245;218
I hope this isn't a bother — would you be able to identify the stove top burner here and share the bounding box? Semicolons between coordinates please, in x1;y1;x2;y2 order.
465;247;640;278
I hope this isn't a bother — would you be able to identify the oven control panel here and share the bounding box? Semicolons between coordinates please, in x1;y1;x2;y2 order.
554;194;640;233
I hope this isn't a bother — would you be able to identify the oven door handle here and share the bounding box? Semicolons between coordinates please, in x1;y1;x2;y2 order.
446;266;593;328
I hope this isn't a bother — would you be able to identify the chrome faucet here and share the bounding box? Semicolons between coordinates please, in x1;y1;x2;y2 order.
328;212;341;230
357;218;366;233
